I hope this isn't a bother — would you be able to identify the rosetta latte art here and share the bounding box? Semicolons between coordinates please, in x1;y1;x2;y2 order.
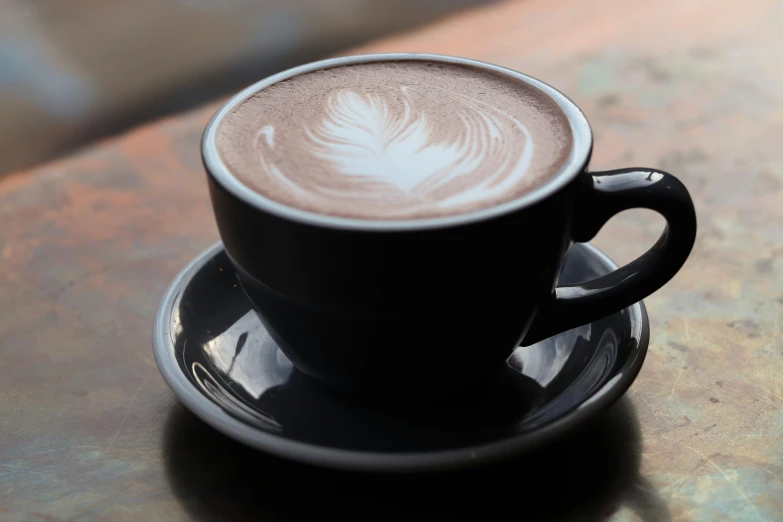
252;86;535;216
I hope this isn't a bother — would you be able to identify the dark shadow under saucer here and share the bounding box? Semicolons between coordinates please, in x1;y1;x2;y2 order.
153;242;649;471
163;397;670;522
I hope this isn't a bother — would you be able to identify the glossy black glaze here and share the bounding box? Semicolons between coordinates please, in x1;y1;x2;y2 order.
202;55;694;404
153;242;649;472
211;174;571;403
207;165;692;403
523;168;697;344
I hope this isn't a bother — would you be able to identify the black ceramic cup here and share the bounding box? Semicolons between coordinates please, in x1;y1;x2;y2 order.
202;54;696;405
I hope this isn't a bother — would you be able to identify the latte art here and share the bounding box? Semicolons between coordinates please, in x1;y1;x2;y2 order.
216;61;572;219
256;86;534;213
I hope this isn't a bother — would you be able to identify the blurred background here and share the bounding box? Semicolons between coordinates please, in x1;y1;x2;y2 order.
0;0;495;175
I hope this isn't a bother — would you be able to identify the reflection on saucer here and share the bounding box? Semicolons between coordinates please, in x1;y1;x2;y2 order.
201;311;293;399
509;323;591;387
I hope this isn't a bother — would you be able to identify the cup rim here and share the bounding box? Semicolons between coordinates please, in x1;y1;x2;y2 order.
202;53;593;231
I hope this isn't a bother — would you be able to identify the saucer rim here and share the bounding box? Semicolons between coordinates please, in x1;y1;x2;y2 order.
153;241;649;473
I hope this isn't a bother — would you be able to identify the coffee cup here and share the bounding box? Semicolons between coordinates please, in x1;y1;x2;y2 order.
201;53;696;404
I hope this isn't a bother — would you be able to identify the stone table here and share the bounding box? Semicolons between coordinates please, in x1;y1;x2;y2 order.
2;0;782;519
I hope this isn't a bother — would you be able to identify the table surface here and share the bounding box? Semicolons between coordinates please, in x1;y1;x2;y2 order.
2;0;782;520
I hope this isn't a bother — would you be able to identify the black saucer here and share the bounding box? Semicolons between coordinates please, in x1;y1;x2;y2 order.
153;242;648;472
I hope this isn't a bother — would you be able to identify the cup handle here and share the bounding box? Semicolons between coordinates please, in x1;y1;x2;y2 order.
521;168;697;345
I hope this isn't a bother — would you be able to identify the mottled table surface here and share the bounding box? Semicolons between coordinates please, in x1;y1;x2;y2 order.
2;0;782;520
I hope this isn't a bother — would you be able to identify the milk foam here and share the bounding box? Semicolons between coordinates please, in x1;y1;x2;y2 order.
217;61;572;219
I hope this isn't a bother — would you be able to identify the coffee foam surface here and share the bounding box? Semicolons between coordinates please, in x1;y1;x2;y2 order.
216;61;572;220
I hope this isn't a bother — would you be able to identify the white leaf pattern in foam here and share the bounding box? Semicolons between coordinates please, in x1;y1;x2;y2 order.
253;85;536;212
306;89;476;194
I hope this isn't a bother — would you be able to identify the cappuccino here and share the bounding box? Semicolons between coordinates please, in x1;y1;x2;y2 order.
216;60;572;220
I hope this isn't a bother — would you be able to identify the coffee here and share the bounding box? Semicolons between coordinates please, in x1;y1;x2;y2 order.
216;61;572;220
